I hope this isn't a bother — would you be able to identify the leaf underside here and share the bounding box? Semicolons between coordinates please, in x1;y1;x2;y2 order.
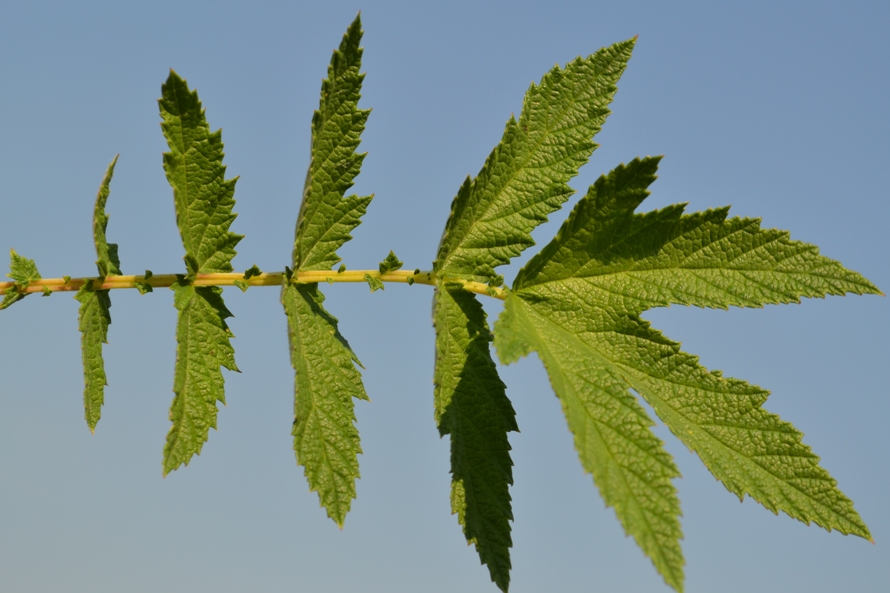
285;14;372;525
282;284;368;526
164;284;238;475
434;283;517;592
435;38;636;282
160;71;241;473
495;156;877;590
76;287;111;432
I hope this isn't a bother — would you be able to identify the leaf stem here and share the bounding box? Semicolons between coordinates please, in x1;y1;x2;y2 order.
0;270;507;300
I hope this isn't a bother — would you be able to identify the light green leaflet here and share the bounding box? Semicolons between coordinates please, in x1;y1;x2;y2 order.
433;283;517;592
160;71;242;474
292;15;371;272
1;249;41;309
166;283;238;475
283;14;372;524
75;155;120;432
282;283;368;526
435;39;635;282
494;157;878;591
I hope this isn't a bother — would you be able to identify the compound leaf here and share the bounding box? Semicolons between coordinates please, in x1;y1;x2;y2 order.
160;74;241;472
160;70;242;276
282;283;368;526
164;284;238;475
292;14;372;272
495;157;877;588
435;39;635;282
434;283;517;592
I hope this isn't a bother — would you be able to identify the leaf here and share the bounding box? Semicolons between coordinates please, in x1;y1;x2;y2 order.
378;250;403;274
160;75;241;472
75;286;111;433
434;283;517;592
159;70;242;276
434;39;635;282
93;155;121;277
283;15;373;525
282;283;369;526
495;157;877;587
292;14;372;272
75;157;121;432
496;294;684;589
164;283;238;475
1;249;41;310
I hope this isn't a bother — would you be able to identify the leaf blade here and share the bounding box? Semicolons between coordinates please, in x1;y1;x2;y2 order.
282;283;368;526
1;250;41;310
293;14;372;272
435;39;636;281
495;293;685;591
163;284;238;475
159;71;241;276
434;283;517;592
93;155;121;277
75;287;111;433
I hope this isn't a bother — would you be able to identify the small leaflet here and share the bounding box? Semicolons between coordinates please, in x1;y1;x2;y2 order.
363;273;383;292
160;71;241;472
76;287;112;433
242;264;262;279
1;249;42;310
378;250;403;274
494;157;880;589
434;284;517;592
135;269;153;294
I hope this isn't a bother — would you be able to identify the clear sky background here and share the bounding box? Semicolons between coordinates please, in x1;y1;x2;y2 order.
0;1;887;591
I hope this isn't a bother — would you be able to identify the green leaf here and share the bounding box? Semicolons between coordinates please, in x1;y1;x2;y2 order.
378;250;403;274
93;155;121;277
282;283;368;526
1;249;41;310
159;70;242;275
434;283;517;592
164;283;238;475
434;39;635;282
73;158;122;432
292;14;372;272
496;293;684;589
514;157;880;304
495;157;876;587
160;72;242;472
75;286;111;433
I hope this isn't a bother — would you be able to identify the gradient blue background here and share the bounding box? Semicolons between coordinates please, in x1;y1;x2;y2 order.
1;1;887;591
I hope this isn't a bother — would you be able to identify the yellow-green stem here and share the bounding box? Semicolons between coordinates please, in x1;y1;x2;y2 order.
0;269;507;300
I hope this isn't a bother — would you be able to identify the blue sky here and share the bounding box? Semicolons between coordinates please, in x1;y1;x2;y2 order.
1;1;887;591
